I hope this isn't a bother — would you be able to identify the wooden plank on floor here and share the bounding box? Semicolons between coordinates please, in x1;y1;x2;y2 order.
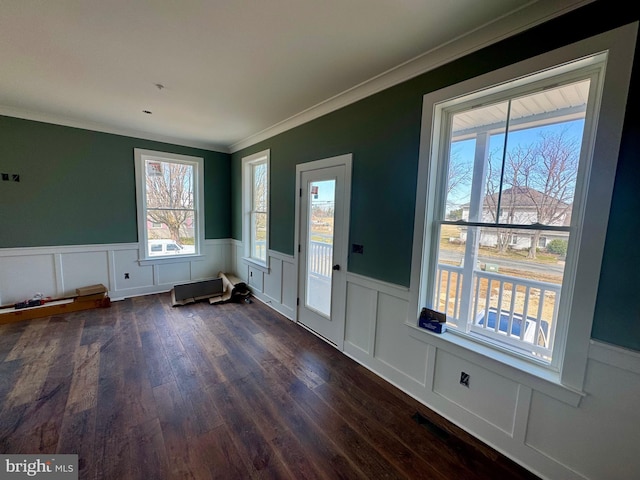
66;342;100;415
209;379;292;479
152;381;214;479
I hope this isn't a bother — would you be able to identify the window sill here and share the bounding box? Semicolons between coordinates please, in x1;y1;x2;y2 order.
405;321;585;407
242;257;270;273
137;254;205;267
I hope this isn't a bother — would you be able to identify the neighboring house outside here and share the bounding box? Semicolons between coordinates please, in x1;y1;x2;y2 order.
456;187;571;251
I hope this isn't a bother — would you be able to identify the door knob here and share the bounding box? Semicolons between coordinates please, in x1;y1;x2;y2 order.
332;264;341;271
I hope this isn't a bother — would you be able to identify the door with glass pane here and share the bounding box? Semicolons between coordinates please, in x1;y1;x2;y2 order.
297;156;351;348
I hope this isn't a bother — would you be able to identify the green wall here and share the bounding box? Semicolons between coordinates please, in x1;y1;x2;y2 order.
0;116;230;247
231;2;640;350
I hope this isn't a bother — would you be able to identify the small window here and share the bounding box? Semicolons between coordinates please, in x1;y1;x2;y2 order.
243;150;270;265
134;149;204;261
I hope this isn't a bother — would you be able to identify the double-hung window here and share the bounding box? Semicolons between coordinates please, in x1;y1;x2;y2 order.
410;24;636;391
134;149;204;262
242;150;270;265
429;61;603;364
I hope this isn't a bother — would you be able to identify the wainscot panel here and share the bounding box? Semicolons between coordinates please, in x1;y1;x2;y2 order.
374;291;428;386
345;281;376;354
281;259;297;317
433;350;519;435
245;249;296;320
191;242;230;281
525;356;640;480
263;256;283;303
157;261;191;286
0;253;57;305
248;266;264;292
113;248;154;292
60;251;110;296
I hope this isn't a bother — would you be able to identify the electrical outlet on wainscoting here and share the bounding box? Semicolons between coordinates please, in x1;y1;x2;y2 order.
460;372;470;388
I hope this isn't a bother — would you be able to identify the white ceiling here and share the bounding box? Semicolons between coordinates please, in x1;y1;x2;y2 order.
0;1;590;152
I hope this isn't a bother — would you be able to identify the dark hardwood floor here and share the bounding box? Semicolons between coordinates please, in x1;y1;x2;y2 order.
0;293;540;479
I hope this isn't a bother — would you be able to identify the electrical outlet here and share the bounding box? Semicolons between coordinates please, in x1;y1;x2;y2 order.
460;371;470;388
1;173;9;181
124;273;130;279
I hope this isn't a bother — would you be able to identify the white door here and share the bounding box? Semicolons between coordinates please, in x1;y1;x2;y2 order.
296;154;351;348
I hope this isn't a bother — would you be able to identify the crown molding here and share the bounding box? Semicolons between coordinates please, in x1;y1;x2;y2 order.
229;0;593;153
0;105;231;154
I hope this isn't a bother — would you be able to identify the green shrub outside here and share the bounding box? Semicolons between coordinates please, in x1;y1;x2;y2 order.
547;239;568;256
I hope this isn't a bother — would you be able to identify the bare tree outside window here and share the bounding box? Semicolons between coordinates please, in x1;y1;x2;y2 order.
251;161;268;261
446;148;473;200
521;130;579;258
145;160;195;245
482;129;579;258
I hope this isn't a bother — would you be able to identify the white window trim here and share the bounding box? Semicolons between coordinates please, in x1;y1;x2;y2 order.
134;148;205;265
242;149;270;270
408;23;637;400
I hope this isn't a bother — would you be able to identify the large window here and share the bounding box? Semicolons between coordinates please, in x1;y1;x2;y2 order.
134;149;204;261
409;24;636;392
242;150;270;264
428;62;603;365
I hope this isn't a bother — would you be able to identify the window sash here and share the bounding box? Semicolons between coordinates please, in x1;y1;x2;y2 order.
434;222;564;362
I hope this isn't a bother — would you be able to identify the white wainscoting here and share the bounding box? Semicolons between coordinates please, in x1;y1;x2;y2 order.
0;239;232;304
233;254;640;480
231;240;297;320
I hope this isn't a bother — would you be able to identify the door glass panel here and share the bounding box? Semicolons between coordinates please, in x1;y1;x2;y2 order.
305;179;335;318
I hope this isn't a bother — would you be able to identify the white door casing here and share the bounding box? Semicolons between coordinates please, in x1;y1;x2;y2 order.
295;154;352;349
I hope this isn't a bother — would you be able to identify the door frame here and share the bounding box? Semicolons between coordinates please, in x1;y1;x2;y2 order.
294;153;352;350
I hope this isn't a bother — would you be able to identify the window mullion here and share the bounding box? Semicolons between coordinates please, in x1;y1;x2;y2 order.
458;130;491;330
495;100;512;223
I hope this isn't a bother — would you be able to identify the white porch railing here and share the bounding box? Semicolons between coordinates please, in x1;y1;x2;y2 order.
254;241;267;260
253;240;333;278
434;263;560;359
309;241;333;278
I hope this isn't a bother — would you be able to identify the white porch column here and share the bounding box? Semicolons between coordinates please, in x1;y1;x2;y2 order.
458;132;490;325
